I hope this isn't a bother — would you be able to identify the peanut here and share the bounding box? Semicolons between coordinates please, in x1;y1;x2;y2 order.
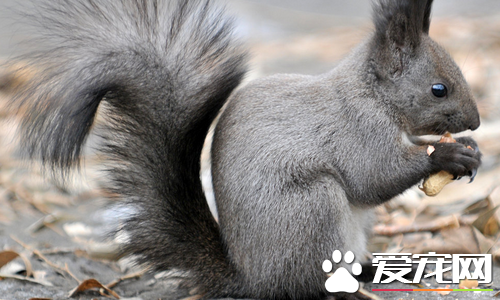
420;133;456;196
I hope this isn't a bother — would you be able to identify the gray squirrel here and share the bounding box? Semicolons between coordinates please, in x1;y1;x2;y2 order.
10;0;481;299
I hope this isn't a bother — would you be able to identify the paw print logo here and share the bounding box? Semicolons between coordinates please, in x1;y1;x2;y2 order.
323;250;362;293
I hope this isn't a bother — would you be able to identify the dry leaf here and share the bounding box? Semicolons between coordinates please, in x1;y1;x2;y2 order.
0;250;20;268
412;226;481;254
436;285;451;295
68;278;120;299
459;279;478;289
472;205;500;236
471;226;495;254
401;232;433;247
488;186;500;225
0;250;32;278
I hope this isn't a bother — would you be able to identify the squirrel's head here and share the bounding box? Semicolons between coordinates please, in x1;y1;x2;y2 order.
369;0;480;135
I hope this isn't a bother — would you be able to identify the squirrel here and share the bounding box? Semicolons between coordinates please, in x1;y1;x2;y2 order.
9;0;481;299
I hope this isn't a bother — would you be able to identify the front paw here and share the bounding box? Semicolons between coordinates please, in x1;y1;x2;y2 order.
454;137;482;181
429;141;481;180
454;137;480;152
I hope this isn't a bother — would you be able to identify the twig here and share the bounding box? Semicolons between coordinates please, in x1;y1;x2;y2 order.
373;214;460;236
180;295;203;300
12;184;49;214
26;212;64;235
65;263;82;284
106;268;148;289
44;222;66;237
39;247;84;255
0;273;53;286
10;234;81;283
358;285;385;300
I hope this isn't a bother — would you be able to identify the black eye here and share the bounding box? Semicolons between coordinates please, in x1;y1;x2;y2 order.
432;83;447;98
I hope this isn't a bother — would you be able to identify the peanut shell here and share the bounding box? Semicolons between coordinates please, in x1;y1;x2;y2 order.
420;132;456;196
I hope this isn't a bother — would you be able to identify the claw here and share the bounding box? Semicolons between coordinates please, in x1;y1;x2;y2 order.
469;168;478;183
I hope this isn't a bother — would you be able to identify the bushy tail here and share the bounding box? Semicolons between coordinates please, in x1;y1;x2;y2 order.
12;0;247;297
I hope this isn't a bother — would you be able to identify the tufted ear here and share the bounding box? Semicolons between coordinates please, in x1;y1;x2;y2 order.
422;0;434;34
373;0;434;49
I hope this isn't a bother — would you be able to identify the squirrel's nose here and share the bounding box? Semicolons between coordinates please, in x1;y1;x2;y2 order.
467;98;481;131
468;113;480;131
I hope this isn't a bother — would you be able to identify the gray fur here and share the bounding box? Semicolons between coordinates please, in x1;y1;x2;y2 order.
10;0;247;297
212;0;480;298
10;0;481;299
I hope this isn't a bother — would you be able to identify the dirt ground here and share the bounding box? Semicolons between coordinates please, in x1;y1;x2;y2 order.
1;1;500;300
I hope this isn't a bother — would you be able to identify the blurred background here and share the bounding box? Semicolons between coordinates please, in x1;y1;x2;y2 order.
0;1;499;299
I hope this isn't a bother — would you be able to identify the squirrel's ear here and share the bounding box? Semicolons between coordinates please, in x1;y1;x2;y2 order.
373;0;433;49
422;0;433;34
